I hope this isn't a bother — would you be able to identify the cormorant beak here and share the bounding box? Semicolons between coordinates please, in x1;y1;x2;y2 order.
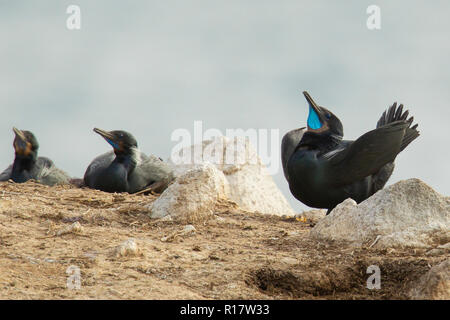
12;127;29;152
93;128;121;150
303;91;327;131
13;127;26;141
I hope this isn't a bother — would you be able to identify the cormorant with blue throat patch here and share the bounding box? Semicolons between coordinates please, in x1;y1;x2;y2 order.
0;127;71;186
282;91;419;214
83;128;174;194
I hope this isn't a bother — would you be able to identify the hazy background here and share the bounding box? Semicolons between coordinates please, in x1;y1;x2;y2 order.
1;1;449;212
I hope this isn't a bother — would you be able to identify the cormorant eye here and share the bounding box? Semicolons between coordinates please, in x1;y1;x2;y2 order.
325;113;331;120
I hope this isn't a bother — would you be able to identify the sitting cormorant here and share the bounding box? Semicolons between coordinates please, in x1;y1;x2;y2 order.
282;91;419;214
0;127;71;186
83;128;174;193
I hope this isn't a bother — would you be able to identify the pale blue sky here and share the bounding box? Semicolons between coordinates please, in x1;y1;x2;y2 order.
1;1;449;212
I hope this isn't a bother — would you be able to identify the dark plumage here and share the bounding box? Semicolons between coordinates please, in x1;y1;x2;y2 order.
0;128;71;186
83;128;174;193
282;91;420;214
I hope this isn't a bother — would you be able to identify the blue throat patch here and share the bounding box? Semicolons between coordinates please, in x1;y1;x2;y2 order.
307;105;322;130
107;139;120;150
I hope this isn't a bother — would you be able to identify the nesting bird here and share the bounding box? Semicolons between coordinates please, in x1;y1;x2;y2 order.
0;127;71;186
83;128;174;193
282;91;420;214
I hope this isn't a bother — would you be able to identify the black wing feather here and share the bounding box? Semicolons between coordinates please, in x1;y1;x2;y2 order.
327;121;410;187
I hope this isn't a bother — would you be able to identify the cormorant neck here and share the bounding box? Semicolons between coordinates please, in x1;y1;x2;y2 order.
12;152;37;172
11;152;38;182
113;147;139;173
297;131;342;153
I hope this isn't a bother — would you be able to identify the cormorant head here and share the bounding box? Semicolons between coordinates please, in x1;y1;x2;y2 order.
303;91;343;137
12;127;39;158
93;128;138;155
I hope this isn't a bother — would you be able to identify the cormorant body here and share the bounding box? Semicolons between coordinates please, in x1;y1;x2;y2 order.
282;92;419;214
0;128;71;186
83;128;174;193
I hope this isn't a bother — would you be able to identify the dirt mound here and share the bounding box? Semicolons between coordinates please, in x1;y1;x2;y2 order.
0;181;447;299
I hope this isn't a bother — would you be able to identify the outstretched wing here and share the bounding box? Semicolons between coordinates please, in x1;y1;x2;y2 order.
377;102;420;152
326;121;410;187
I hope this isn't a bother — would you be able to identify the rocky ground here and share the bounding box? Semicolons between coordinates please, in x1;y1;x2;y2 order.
0;180;448;300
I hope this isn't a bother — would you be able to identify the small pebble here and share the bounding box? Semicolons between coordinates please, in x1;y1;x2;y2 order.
115;239;139;257
56;221;83;236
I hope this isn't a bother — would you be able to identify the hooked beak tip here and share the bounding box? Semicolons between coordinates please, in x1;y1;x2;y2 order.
303;91;317;106
13;127;26;141
93;128;119;149
93;127;111;140
303;91;322;113
93;127;110;137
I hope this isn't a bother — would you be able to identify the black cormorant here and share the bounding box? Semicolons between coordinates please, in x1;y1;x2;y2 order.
83;128;174;193
282;91;419;214
0;127;71;186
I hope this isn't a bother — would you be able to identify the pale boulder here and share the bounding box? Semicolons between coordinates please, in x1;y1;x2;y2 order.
169;136;294;216
148;164;230;222
310;179;450;248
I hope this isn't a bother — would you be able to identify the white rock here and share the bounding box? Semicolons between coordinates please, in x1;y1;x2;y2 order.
56;221;83;236
148;163;229;222
182;225;196;234
115;239;139;257
310;179;450;248
409;259;450;300
169;136;294;216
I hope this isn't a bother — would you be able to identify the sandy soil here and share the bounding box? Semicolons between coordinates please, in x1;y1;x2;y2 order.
0;180;447;300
